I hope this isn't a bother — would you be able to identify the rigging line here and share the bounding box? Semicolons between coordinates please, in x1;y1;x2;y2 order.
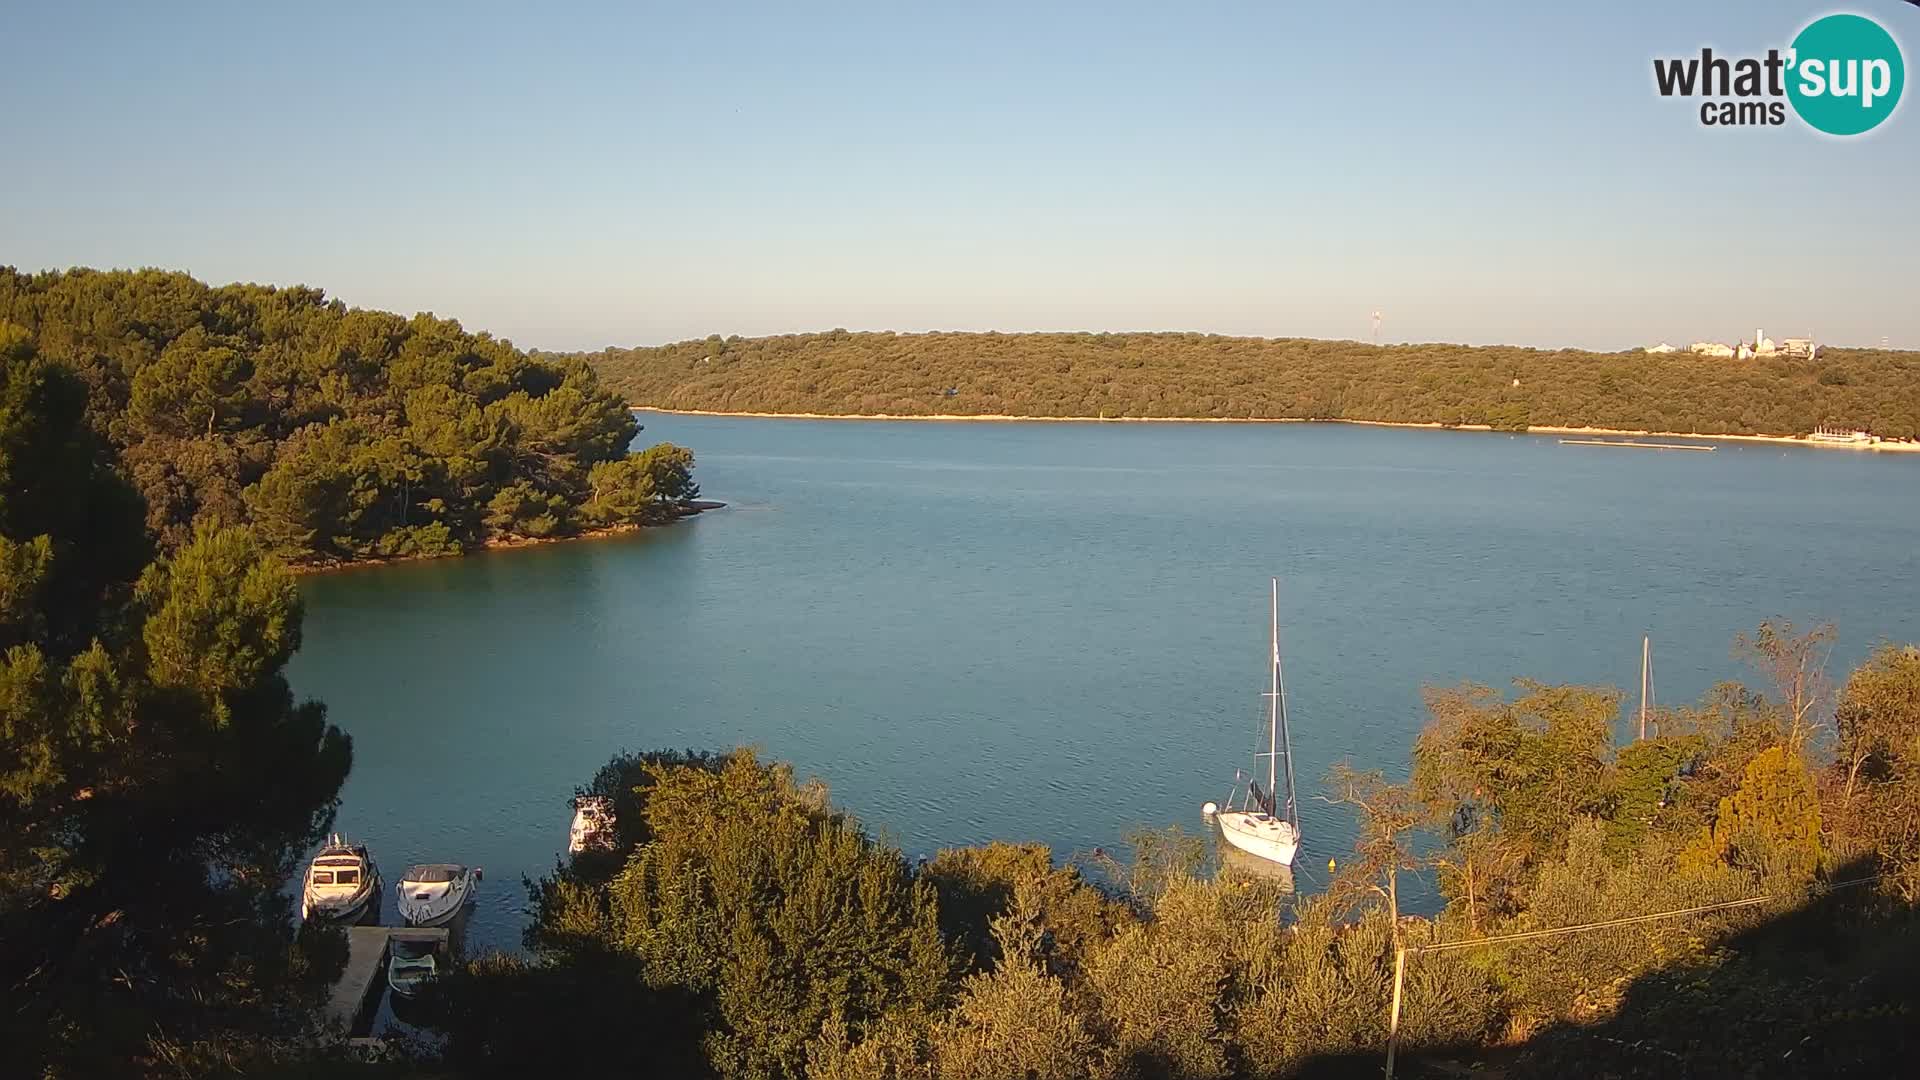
1273;579;1299;829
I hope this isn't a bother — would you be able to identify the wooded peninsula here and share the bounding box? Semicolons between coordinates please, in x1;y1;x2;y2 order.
0;267;698;571
574;331;1920;441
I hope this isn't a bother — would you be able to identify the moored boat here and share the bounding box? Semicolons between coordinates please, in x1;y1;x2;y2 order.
395;863;481;927
301;834;380;923
387;931;444;998
569;795;615;854
1202;579;1303;867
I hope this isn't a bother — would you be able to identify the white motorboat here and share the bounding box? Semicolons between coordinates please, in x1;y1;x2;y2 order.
1203;579;1302;867
569;795;615;854
395;863;481;927
300;834;380;923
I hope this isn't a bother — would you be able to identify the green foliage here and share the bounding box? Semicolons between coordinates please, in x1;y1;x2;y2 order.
921;841;1129;978
0;266;700;567
1705;745;1823;883
0;344;150;652
0;339;351;1072
1833;645;1920;899
135;522;301;706
575;331;1920;440
1414;681;1622;858
478;751;950;1080
924;903;1099;1080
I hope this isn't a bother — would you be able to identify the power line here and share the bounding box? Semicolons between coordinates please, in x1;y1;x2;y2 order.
1383;873;1881;1078
1413;873;1879;955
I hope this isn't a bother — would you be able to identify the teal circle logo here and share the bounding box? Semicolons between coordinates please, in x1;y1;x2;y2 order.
1787;14;1904;135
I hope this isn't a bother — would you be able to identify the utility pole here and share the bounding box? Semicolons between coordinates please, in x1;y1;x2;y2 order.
1385;945;1407;1079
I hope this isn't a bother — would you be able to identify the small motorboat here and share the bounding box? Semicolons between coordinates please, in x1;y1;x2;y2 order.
301;834;380;923
569;795;616;854
395;863;481;927
387;931;444;999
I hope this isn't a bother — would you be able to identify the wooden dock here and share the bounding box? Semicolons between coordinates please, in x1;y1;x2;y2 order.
1559;438;1714;452
325;926;449;1036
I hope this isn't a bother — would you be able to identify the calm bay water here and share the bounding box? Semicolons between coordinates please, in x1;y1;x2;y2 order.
288;417;1920;950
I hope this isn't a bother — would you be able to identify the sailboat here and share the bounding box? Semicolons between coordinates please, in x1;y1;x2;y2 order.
1202;579;1301;867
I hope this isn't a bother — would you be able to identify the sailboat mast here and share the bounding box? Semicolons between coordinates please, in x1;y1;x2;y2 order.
1267;580;1279;806
1272;578;1300;831
1639;635;1650;741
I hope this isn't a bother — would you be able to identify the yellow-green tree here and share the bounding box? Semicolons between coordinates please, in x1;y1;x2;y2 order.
1707;745;1822;883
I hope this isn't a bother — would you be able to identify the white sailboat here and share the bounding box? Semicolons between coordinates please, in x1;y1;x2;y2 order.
1203;579;1301;867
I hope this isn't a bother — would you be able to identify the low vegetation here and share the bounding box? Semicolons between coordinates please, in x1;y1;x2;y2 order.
434;624;1920;1078
0;267;697;569
575;330;1920;439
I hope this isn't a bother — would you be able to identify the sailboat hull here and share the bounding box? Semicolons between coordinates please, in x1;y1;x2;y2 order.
1217;810;1298;866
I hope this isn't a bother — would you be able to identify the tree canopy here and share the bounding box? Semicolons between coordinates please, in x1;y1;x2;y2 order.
576;330;1920;439
0;267;699;568
0;341;352;1074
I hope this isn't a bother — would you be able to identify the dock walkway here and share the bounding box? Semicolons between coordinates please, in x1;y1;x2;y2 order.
325;926;449;1036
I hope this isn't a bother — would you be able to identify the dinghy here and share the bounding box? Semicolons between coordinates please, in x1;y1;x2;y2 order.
300;834;380;923
395;863;480;927
387;931;444;998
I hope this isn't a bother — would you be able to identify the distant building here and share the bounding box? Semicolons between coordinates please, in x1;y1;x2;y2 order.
1677;329;1814;361
1644;342;1678;354
1811;426;1876;445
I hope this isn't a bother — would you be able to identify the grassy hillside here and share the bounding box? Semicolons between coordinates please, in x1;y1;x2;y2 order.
573;331;1920;439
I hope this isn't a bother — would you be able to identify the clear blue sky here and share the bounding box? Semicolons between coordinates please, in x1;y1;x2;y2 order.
4;1;1915;351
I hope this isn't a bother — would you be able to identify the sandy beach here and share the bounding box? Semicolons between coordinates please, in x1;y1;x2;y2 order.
632;407;1920;454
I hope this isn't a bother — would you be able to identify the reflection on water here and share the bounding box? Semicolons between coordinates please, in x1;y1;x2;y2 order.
1215;837;1299;893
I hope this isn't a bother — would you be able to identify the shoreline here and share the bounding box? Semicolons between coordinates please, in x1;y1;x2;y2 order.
632;407;1920;453
289;502;725;577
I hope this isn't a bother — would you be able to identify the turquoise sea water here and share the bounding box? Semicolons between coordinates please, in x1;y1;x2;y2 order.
288;417;1920;951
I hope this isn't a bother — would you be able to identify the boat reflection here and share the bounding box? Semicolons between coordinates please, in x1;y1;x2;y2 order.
1216;839;1296;891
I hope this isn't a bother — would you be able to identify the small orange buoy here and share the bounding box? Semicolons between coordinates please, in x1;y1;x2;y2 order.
1328;857;1337;873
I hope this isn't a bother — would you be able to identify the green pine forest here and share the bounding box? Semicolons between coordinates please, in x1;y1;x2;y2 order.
0;267;699;570
576;330;1920;439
